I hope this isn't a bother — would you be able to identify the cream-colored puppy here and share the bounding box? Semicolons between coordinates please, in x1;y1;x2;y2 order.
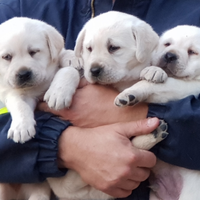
0;17;80;144
0;17;80;200
115;25;200;105
48;11;169;200
75;11;159;91
116;25;200;200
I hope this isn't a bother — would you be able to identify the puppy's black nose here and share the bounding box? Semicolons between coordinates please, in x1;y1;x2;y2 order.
164;52;177;63
17;69;32;82
90;66;102;77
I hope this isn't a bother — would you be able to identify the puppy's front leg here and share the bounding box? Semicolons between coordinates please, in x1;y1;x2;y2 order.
115;78;200;106
5;92;36;143
140;66;168;83
44;66;80;110
44;49;81;110
114;80;152;107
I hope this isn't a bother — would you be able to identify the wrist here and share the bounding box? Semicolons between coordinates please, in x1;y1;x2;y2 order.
57;126;83;170
117;102;148;122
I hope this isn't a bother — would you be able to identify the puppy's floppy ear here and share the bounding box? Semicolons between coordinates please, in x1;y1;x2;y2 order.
132;22;159;63
45;25;64;61
74;27;86;57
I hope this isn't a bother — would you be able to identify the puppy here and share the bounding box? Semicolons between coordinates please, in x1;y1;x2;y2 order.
75;11;159;92
0;17;80;144
47;11;168;200
115;25;200;200
0;17;80;200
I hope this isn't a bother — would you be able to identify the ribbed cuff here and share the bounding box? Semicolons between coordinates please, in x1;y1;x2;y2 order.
34;111;71;181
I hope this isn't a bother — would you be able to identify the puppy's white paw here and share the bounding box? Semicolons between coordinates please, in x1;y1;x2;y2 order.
115;80;152;107
115;92;137;107
132;120;169;150
44;67;80;110
151;120;169;142
70;55;83;72
44;85;75;110
8;119;36;143
140;66;168;83
60;49;84;75
115;88;145;107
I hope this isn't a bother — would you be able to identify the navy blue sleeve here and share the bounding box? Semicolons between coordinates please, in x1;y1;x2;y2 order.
0;111;71;183
148;94;200;170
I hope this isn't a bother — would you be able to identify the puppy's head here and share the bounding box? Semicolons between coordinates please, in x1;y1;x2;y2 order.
152;25;200;79
75;11;158;86
0;17;64;89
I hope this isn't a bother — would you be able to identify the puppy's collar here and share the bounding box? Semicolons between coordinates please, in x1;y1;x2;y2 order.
0;107;9;115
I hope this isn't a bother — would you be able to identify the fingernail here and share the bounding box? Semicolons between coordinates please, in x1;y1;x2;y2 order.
147;117;158;127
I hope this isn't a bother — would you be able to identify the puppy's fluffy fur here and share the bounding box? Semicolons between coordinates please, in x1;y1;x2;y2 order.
75;11;159;91
116;25;200;200
48;11;167;200
0;17;80;200
0;17;80;144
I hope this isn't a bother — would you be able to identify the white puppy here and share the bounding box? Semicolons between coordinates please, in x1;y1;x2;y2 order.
115;25;200;200
75;11;159;91
0;17;80;200
0;17;80;144
48;11;169;200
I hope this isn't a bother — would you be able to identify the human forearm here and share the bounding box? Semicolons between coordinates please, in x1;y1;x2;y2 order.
38;84;148;127
39;83;200;171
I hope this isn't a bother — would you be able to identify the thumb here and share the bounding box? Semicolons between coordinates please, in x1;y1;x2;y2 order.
116;117;159;139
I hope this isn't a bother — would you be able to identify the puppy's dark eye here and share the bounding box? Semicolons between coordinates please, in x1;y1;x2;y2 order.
188;49;198;56
164;43;171;47
29;50;40;57
87;47;92;52
108;45;120;53
2;54;12;61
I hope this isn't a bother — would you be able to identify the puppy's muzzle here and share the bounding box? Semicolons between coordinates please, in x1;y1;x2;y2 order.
90;65;103;77
16;68;33;86
163;52;178;63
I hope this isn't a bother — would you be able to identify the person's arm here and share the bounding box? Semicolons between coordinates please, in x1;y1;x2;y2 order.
0;111;70;183
38;83;148;128
0;110;158;199
39;83;200;170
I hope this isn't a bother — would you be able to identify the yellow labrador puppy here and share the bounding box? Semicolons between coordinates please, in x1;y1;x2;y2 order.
0;17;80;144
75;11;159;91
116;25;200;200
48;11;168;200
0;17;80;200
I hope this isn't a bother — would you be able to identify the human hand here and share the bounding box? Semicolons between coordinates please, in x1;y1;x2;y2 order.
58;118;158;198
38;80;148;127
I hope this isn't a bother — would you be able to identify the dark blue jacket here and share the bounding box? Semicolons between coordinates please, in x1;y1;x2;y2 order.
1;0;200;199
1;0;200;49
